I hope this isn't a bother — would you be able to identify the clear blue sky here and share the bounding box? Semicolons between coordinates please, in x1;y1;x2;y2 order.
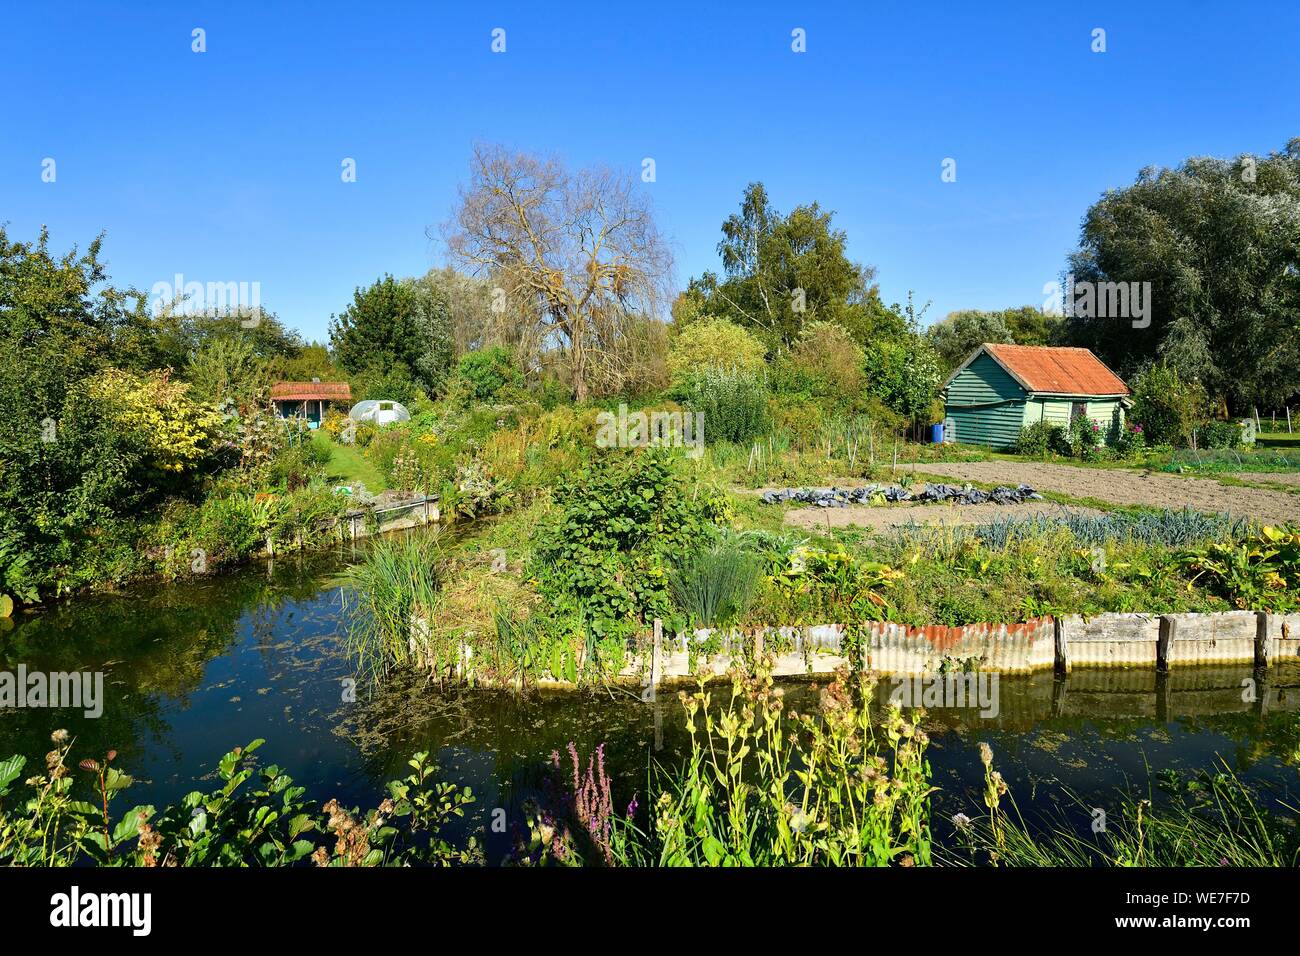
3;1;1297;342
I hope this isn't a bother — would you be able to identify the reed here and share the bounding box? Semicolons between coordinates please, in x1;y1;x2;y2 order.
343;531;446;682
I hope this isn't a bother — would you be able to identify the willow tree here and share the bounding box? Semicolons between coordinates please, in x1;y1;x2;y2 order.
1066;139;1300;412
442;144;673;401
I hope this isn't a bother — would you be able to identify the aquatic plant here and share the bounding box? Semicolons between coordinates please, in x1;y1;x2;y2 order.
344;532;448;682
949;754;1299;868
516;742;621;866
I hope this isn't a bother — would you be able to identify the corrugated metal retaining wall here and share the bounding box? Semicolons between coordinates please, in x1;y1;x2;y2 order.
577;611;1300;691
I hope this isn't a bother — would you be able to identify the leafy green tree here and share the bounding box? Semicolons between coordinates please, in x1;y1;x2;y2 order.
274;342;344;383
927;306;1065;370
926;311;1013;370
456;346;523;403
185;335;271;409
865;323;942;422
1066;139;1300;412
328;275;454;398
0;229;214;600
790;320;866;401
666;319;767;384
415;266;499;356
1000;305;1064;347
353;363;421;407
685;182;890;352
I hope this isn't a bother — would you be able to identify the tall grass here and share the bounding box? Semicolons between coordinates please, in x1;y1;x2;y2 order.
950;755;1299;867
344;532;446;682
668;538;762;627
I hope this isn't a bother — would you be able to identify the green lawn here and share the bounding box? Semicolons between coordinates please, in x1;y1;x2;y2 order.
312;432;388;492
1257;431;1299;448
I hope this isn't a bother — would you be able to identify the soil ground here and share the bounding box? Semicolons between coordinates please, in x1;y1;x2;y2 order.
915;460;1300;524
1233;471;1300;488
781;500;1101;532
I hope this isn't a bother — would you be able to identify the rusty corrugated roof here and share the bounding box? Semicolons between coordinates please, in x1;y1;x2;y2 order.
269;381;352;401
984;344;1129;396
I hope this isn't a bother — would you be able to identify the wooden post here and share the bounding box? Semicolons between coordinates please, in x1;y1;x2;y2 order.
1255;611;1271;668
651;618;663;695
1050;672;1067;718
1156;616;1172;672
1288;406;1293;434
1154;669;1170;723
1053;616;1070;676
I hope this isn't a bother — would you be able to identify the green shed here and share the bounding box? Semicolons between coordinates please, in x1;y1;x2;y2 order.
941;343;1130;450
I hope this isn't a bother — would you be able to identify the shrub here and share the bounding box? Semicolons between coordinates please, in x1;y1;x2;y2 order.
321;408;349;439
82;368;225;475
789;321;865;402
1111;420;1146;458
863;335;943;422
532;451;731;636
772;400;825;446
1016;420;1066;457
666;319;767;384
675;368;769;445
1201;419;1244;449
1066;411;1105;460
457;346;523;404
1129;363;1208;447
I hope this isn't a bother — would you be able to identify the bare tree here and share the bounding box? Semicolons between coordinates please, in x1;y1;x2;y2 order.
442;144;673;401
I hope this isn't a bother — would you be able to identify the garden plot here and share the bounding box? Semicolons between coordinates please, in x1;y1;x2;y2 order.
1234;471;1300;488
920;461;1300;523
760;483;1042;506
783;501;1100;532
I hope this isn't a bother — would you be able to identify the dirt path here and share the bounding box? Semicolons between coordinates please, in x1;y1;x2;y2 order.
917;461;1300;523
783;501;1101;532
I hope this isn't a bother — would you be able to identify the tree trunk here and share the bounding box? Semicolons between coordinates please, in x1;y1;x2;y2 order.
569;321;588;403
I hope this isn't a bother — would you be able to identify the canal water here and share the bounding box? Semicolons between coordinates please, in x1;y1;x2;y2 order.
2;545;1298;862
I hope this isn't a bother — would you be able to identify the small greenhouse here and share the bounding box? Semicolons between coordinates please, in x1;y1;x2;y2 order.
348;399;412;427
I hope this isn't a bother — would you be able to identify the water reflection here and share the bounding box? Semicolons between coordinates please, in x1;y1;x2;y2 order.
1;551;1297;863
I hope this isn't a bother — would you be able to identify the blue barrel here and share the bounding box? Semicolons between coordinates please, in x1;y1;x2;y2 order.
930;423;944;444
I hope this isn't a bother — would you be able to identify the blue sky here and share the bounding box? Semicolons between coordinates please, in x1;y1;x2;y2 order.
3;1;1297;342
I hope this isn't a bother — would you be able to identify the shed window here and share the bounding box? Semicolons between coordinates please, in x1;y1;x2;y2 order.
1071;401;1087;420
